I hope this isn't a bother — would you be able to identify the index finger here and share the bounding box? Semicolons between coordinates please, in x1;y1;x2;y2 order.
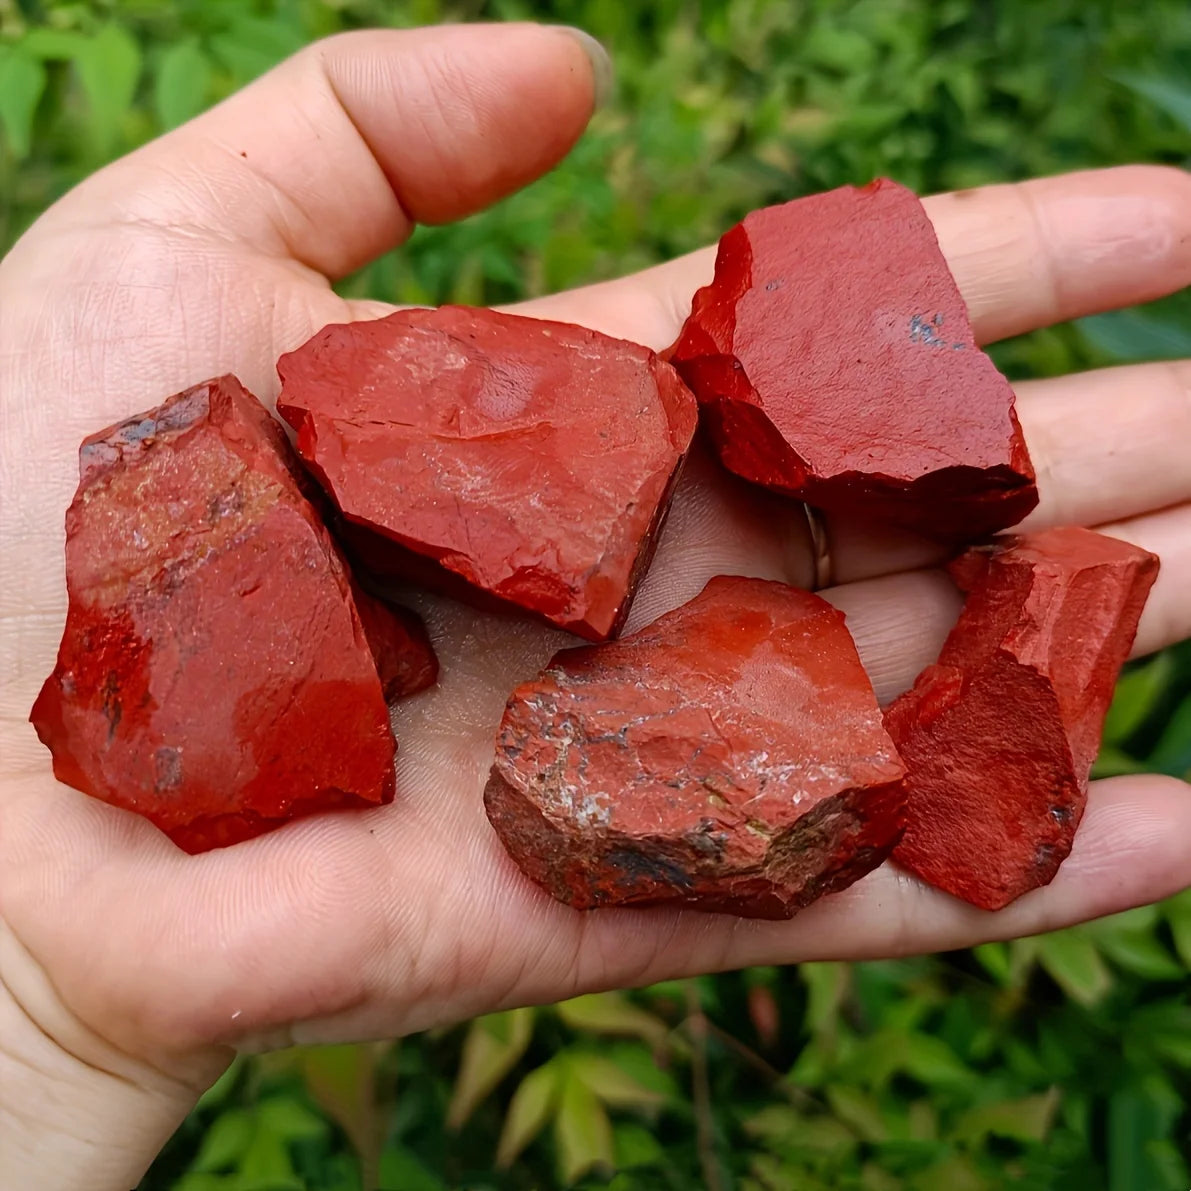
523;165;1191;350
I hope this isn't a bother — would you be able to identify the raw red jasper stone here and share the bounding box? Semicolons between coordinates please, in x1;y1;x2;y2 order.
484;575;907;918
356;594;439;703
276;307;699;641
886;527;1159;910
668;179;1038;540
30;376;437;854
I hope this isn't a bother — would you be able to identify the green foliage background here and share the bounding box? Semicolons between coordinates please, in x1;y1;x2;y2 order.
4;0;1191;1187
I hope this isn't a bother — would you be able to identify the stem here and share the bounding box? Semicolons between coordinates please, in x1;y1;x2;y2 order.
684;981;725;1191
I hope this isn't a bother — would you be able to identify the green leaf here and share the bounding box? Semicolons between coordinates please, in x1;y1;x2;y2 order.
1093;924;1184;982
1007;935;1041;982
191;1108;253;1172
1164;889;1191;969
155;40;212;129
1141;1140;1191;1190
907;1099;937;1142
209;18;305;83
1113;73;1191;132
1109;1080;1183;1191
613;1121;667;1169
299;1044;379;1180
495;1060;561;1168
0;49;46;160
1002;1037;1049;1084
237;1122;303;1187
1037;930;1113;1006
970;942;1011;985
569;1054;667;1110
255;1097;328;1143
1076;310;1191;363
952;1089;1059;1143
1129;1004;1191;1068
899;1033;974;1088
861;1162;905;1191
1093;746;1153;779
446;1008;534;1129
195;1056;245;1113
554;1069;615;1185
744;1104;856;1153
825;1085;889;1142
911;1153;989;1191
1150;1028;1191;1069
1148;695;1191;777
801;962;849;1037
789;1036;833;1088
377;1145;446;1191
72;24;142;153
18;29;87;60
171;1176;229;1191
1102;652;1177;745
800;24;877;73
595;1041;681;1097
555;993;669;1047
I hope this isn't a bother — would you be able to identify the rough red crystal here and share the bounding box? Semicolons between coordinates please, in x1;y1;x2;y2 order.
885;527;1159;910
30;376;436;854
484;575;907;918
276;306;699;641
354;590;439;701
668;179;1039;540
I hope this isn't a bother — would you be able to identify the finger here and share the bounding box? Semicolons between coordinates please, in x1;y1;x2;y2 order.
35;24;606;280
619;374;1191;645
517;165;1191;351
933;167;1191;343
624;472;1189;716
823;360;1191;586
235;554;1191;1044
550;773;1191;997
1098;503;1191;658
1015;361;1191;531
294;503;1190;1041
619;440;808;633
0;22;606;726
824;502;1191;707
8;502;1186;1056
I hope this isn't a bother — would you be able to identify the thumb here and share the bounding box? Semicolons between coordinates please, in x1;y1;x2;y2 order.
40;22;610;280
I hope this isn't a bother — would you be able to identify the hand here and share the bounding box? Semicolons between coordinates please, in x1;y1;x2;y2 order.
3;23;1190;1189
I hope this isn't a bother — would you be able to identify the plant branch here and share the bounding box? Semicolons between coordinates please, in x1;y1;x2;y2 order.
684;981;725;1191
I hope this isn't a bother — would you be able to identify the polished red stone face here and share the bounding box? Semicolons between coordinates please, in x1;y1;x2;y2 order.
30;376;437;854
484;575;907;918
276;306;699;641
886;527;1159;910
668;179;1038;540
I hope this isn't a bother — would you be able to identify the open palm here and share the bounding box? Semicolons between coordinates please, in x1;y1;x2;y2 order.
3;23;1191;1183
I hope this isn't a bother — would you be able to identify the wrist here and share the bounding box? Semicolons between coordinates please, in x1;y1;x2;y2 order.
0;922;227;1191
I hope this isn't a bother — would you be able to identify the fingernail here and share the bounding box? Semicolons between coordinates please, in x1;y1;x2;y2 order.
556;26;614;111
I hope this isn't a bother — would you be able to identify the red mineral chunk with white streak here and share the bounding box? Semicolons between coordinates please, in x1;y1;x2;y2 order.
484;575;908;918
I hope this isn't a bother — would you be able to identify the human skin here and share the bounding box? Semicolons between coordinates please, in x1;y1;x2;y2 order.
2;23;1191;1189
